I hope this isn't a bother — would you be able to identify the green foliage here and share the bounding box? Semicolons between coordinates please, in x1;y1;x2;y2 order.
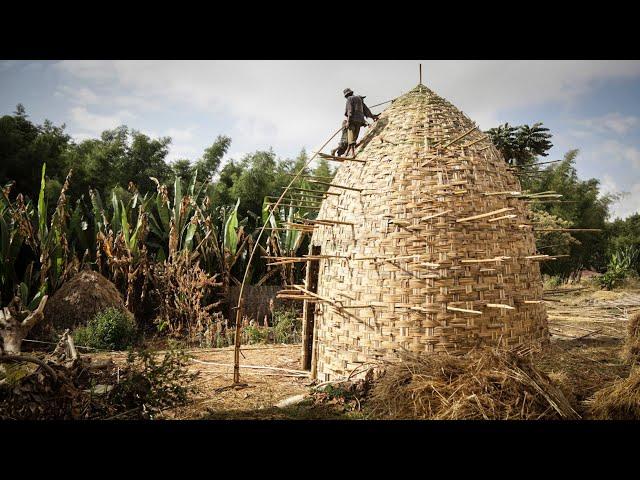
486;122;553;166
598;245;640;290
272;308;301;344
527;150;615;277
244;324;268;344
109;345;199;419
74;307;137;350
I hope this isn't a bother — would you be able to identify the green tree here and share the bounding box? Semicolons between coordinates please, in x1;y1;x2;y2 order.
196;135;231;181
486;122;553;166
0;105;72;201
528;150;615;277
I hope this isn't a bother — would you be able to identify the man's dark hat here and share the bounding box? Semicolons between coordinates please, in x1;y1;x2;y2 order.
343;88;353;96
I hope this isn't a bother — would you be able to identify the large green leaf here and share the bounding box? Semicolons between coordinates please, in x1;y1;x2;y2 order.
121;200;130;248
37;163;47;240
224;198;240;255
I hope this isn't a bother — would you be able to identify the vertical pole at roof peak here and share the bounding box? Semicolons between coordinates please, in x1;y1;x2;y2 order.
419;63;423;85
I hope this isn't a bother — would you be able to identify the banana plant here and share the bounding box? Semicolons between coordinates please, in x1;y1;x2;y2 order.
148;170;207;260
35;164;75;292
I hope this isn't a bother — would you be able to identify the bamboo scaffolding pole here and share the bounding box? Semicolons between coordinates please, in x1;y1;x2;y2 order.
440;126;478;148
285;186;340;196
231;125;343;384
482;191;522;196
266;203;321;210
317;152;367;163
284;173;336;181
456;207;514;223
307;179;363;192
462;135;489;148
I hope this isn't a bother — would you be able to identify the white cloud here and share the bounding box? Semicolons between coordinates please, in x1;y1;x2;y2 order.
165;127;195;142
610;184;640;219
54;60;640;155
577;112;639;135
69;106;136;137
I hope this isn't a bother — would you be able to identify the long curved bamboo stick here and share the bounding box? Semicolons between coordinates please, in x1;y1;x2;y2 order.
232;125;343;384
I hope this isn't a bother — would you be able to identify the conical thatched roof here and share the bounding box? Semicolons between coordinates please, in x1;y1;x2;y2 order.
310;84;549;381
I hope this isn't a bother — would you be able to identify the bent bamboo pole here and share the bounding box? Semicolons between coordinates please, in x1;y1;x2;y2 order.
232;125;343;384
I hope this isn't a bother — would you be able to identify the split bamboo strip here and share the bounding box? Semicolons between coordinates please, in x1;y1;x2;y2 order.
447;306;483;315
488;214;517;222
441;126;478;148
307;179;363;192
487;303;516;310
421;210;452;221
456;207;514;223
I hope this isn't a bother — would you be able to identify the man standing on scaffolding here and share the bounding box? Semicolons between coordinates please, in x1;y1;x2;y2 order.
343;88;379;157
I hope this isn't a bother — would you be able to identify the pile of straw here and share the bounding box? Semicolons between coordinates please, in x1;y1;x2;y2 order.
623;311;640;364
587;367;640;419
367;349;579;420
585;312;640;420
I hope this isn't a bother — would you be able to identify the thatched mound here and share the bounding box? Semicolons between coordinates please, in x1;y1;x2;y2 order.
623;311;640;364
43;270;127;331
367;349;579;420
587;367;640;419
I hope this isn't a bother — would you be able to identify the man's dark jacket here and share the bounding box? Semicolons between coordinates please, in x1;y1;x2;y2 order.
345;95;374;126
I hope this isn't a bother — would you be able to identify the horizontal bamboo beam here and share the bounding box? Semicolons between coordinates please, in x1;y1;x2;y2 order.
318;152;367;163
461;256;511;264
296;218;355;226
483;191;522;196
285;187;339;196
307;179;362;192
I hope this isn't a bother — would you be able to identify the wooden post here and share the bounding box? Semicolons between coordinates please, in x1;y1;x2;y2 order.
232;296;245;384
419;63;422;84
301;245;320;370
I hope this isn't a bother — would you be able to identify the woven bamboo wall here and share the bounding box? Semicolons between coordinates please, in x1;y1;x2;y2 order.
310;84;549;381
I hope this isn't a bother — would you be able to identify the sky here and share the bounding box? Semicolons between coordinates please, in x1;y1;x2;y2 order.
1;60;640;219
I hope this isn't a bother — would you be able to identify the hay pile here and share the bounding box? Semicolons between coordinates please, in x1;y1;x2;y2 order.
587;367;640;419
367;349;579;420
584;311;640;419
623;311;640;363
43;270;127;331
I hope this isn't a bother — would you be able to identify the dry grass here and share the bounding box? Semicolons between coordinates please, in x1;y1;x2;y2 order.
367;349;579;420
587;367;640;419
623;311;640;363
42;270;126;332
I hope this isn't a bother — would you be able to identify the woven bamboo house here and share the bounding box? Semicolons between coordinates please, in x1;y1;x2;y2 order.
307;84;549;381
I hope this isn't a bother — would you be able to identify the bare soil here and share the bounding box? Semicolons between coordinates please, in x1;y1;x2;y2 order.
86;284;640;420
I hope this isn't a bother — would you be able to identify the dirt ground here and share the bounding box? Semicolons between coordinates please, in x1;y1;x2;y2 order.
87;285;640;420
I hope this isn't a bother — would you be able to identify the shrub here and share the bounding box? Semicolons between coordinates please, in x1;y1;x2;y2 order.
272;308;301;344
74;307;137;351
244;324;268;344
109;345;199;419
598;246;640;290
